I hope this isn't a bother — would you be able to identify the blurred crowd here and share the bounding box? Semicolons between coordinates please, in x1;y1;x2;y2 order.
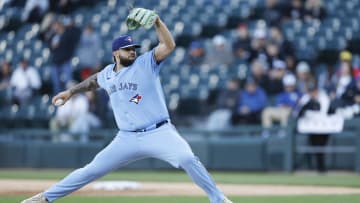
0;0;360;139
194;0;360;132
1;0;104;138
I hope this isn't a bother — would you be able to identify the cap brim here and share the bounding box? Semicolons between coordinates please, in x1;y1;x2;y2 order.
120;44;141;49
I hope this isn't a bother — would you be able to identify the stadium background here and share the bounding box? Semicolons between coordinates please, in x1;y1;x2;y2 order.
1;0;360;202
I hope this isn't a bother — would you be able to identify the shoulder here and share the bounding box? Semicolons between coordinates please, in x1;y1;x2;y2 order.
136;50;154;62
27;66;38;73
97;64;115;83
257;87;266;94
277;92;286;98
99;64;114;74
103;64;115;70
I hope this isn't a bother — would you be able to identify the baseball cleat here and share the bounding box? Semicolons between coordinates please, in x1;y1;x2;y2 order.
21;193;48;203
222;197;233;203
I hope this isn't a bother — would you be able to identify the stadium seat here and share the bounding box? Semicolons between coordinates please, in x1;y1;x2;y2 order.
316;49;339;65
0;104;20;128
348;38;360;54
176;97;203;116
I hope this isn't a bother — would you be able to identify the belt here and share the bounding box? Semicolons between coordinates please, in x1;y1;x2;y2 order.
131;120;169;132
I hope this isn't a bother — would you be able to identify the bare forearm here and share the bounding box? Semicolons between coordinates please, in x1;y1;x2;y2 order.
69;73;99;95
154;18;175;49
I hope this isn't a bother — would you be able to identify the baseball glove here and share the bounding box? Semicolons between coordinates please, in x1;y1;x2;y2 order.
126;8;158;30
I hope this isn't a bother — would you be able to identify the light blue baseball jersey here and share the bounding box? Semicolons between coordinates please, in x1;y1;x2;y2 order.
97;49;169;131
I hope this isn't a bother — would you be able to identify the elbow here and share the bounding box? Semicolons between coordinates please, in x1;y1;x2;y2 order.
168;40;176;51
163;41;175;56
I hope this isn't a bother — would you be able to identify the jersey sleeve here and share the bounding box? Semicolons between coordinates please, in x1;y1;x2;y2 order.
139;48;164;75
97;66;107;89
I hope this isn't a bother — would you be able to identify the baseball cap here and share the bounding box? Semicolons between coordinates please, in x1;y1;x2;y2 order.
272;59;286;70
112;35;140;51
213;35;226;46
340;50;352;61
190;41;202;49
296;61;310;73
254;28;266;39
282;74;296;86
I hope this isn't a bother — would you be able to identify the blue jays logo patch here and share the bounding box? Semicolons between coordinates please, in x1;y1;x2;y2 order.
129;94;142;104
126;36;133;42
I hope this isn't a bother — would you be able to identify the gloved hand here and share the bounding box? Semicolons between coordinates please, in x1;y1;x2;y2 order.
126;8;158;30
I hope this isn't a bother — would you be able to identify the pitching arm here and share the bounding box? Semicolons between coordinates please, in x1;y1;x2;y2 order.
153;17;176;63
52;73;99;106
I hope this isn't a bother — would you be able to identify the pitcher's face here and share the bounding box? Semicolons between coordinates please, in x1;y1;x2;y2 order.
113;46;137;66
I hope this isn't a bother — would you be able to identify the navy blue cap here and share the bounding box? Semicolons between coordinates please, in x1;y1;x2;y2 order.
112;35;140;51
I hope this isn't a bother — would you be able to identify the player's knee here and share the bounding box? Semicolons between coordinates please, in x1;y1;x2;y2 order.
178;154;198;168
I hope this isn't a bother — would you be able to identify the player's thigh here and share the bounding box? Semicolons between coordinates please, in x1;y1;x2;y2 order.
143;124;194;164
89;133;141;168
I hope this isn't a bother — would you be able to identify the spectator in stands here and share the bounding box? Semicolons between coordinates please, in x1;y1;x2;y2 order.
256;0;285;26
265;40;281;66
10;58;41;105
232;24;251;61
0;61;12;91
50;81;101;142
284;0;305;21
249;28;268;65
261;74;301;137
328;51;354;108
295;81;331;172
205;35;234;67
341;75;360;108
187;40;206;66
38;13;56;43
268;26;296;71
250;59;270;93
48;0;91;14
0;61;12;105
21;0;49;23
206;78;240;130
296;61;314;94
304;0;326;21
231;77;267;125
0;0;23;31
49;17;80;94
76;24;101;81
86;89;108;124
267;59;286;96
0;0;12;8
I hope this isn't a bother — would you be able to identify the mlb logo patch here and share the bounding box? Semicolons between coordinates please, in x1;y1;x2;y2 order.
129;94;142;104
126;36;133;42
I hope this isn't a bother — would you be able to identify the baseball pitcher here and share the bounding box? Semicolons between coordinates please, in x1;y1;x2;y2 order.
21;8;233;203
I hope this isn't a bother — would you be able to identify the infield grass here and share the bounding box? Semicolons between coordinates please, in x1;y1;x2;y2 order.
0;169;360;187
2;195;360;203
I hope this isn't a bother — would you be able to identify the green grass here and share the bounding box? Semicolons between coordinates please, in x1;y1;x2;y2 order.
1;170;360;202
0;169;360;187
2;195;360;203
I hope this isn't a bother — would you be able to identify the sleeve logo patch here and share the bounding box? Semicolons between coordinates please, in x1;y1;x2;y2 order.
129;94;142;104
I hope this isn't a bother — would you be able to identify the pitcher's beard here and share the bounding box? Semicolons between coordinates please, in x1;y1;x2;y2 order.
120;58;135;67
